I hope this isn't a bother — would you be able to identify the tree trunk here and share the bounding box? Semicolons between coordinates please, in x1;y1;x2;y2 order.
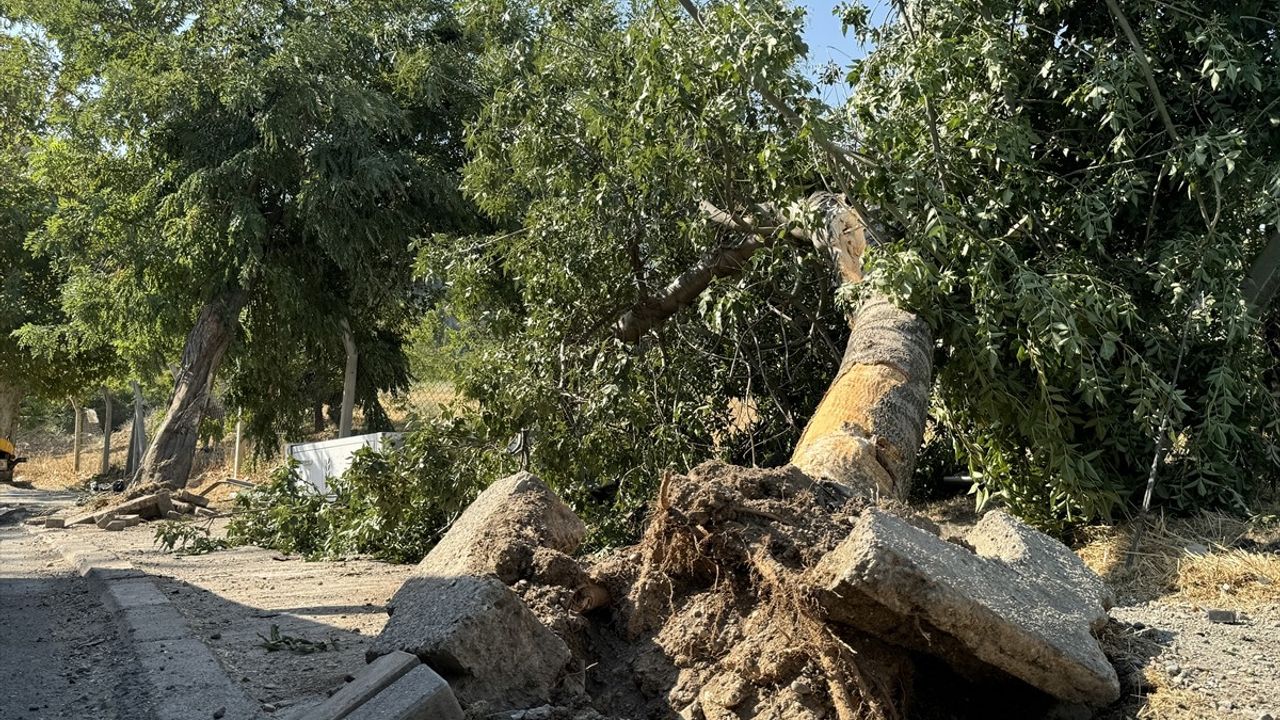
785;200;933;500
339;318;358;438
100;386;113;476
313;401;326;433
139;292;243;489
789;294;932;499
233;411;243;481
0;379;22;442
71;399;83;473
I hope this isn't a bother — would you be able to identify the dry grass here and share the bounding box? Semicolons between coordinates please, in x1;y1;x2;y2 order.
1075;509;1280;607
1138;671;1223;720
15;422;273;506
18;427;134;492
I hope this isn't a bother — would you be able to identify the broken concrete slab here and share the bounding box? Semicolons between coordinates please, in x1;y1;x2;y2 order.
195;506;218;518
966;510;1113;619
344;664;463;720
104;519;127;531
172;500;194;514
89;491;174;525
810;508;1120;707
117;514;143;527
410;472;586;586
297;650;421;720
369;575;571;709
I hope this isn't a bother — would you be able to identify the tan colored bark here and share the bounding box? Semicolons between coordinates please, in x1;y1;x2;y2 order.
790;294;932;499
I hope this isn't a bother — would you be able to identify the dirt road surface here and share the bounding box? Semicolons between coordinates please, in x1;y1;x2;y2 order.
0;501;153;720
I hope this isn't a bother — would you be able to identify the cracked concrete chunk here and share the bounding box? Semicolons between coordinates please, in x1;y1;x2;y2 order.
810;508;1120;706
966;509;1113;619
299;650;421;720
415;471;586;586
369;575;570;708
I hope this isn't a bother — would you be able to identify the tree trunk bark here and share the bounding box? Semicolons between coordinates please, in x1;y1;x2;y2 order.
100;386;113;476
339;318;358;438
139;292;243;489
789;294;932;499
0;380;22;442
785;200;933;500
71;399;83;473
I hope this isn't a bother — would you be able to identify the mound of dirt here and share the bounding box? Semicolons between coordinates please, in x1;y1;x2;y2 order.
462;463;1070;719
375;462;1115;720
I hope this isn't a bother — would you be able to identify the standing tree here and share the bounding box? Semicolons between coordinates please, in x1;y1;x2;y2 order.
12;0;480;486
0;28;117;442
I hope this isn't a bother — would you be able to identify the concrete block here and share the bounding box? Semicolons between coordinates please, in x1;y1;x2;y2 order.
407;471;586;585
195;506;218;518
103;519;127;531
172;500;194;514
92;491;173;524
810;509;1120;707
64;509;100;525
97;513;118;529
1206;609;1239;624
43;516;66;529
345;664;463;720
298;650;421;720
369;575;570;709
117;514;143;527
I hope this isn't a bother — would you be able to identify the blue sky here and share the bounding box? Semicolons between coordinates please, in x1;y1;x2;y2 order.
797;0;892;102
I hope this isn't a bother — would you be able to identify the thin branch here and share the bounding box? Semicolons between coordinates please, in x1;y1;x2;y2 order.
1104;0;1180;142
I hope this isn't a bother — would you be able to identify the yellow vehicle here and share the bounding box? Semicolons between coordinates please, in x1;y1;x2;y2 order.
0;437;26;483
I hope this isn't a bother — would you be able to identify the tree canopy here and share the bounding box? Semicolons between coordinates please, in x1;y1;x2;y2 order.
429;0;1280;535
2;0;1277;540
5;0;482;478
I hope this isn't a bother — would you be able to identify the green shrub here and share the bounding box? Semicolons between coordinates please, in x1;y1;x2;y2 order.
227;414;492;563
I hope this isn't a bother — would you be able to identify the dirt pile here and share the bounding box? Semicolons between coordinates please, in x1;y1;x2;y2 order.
368;462;1119;720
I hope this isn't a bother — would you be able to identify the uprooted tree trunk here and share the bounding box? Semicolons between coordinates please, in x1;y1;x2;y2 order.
615;193;932;499
0;379;22;443
790;295;932;498
139;291;243;489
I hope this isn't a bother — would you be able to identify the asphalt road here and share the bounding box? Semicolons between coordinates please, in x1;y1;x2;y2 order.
0;490;153;720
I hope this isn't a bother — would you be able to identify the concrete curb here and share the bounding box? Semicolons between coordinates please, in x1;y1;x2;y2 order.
32;527;263;720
